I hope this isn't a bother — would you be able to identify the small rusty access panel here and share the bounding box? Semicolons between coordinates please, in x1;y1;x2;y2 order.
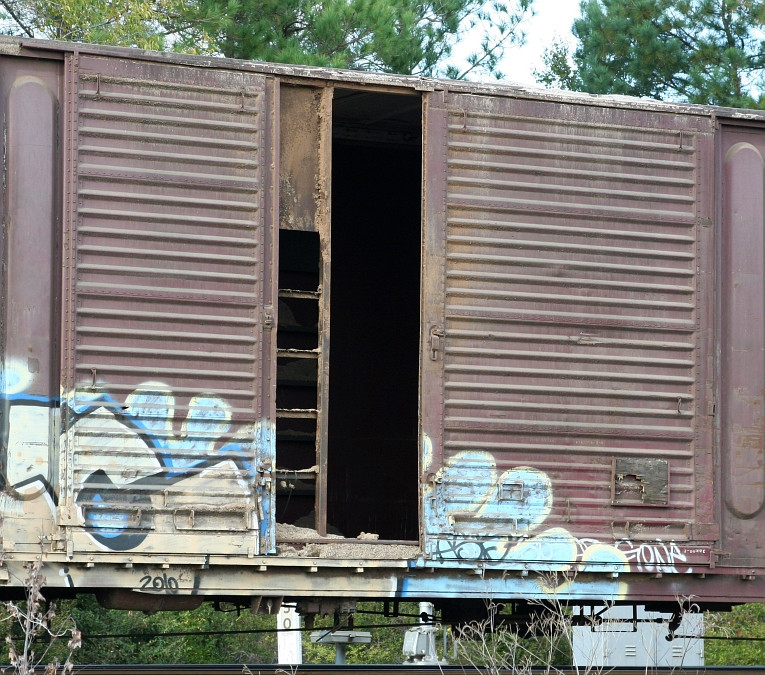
612;457;669;506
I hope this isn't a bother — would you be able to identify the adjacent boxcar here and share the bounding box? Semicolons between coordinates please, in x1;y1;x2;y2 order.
1;36;765;619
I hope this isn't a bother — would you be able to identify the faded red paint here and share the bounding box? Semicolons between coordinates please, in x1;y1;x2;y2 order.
2;38;765;611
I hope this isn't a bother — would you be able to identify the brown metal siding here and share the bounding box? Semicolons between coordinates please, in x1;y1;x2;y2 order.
430;93;713;546
59;54;275;555
719;122;765;566
0;56;62;548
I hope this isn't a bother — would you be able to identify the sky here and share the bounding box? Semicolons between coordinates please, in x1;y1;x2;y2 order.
454;0;581;86
0;0;580;87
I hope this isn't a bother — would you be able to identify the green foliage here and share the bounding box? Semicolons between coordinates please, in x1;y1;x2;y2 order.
28;596;578;668
537;0;765;108
0;0;181;48
706;604;765;666
185;0;533;77
24;594;765;667
449;600;576;673
454;623;571;671
0;560;81;675
37;598;428;665
15;591;765;667
303;603;424;664
0;0;534;79
64;596;277;664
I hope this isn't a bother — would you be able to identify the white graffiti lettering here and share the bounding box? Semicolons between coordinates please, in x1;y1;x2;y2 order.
614;540;692;574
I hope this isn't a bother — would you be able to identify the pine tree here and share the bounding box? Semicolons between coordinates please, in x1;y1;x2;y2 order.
0;0;534;79
538;0;765;108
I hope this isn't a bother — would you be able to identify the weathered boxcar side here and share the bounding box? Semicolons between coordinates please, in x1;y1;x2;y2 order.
1;37;765;617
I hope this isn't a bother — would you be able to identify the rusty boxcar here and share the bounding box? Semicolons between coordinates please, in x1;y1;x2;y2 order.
1;36;764;620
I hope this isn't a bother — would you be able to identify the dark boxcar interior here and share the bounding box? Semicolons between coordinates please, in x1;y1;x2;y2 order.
275;229;321;525
276;87;422;540
327;127;422;541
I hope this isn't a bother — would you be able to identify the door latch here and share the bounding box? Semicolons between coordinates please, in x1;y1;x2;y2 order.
430;326;445;361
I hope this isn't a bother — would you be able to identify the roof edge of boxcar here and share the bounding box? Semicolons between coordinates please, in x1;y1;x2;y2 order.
5;35;765;122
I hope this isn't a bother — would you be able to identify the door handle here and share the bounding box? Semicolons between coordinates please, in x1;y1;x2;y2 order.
430;326;445;361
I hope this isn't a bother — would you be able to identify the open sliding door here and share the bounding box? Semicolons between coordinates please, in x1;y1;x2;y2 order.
421;89;716;566
58;54;278;557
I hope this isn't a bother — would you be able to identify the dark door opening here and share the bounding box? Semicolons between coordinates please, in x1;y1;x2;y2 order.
275;229;321;527
326;90;422;541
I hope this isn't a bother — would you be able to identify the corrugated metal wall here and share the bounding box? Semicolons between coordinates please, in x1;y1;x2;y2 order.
59;55;275;555
719;122;765;567
426;92;714;552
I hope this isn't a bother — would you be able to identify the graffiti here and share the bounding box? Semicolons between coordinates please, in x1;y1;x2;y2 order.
65;383;259;550
139;574;180;593
2;376;272;554
615;539;693;574
424;448;553;535
432;528;579;569
1;359;57;503
2;359;36;396
422;448;630;598
3;373;691;605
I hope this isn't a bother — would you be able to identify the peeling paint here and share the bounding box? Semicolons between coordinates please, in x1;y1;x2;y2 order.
2;380;273;555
